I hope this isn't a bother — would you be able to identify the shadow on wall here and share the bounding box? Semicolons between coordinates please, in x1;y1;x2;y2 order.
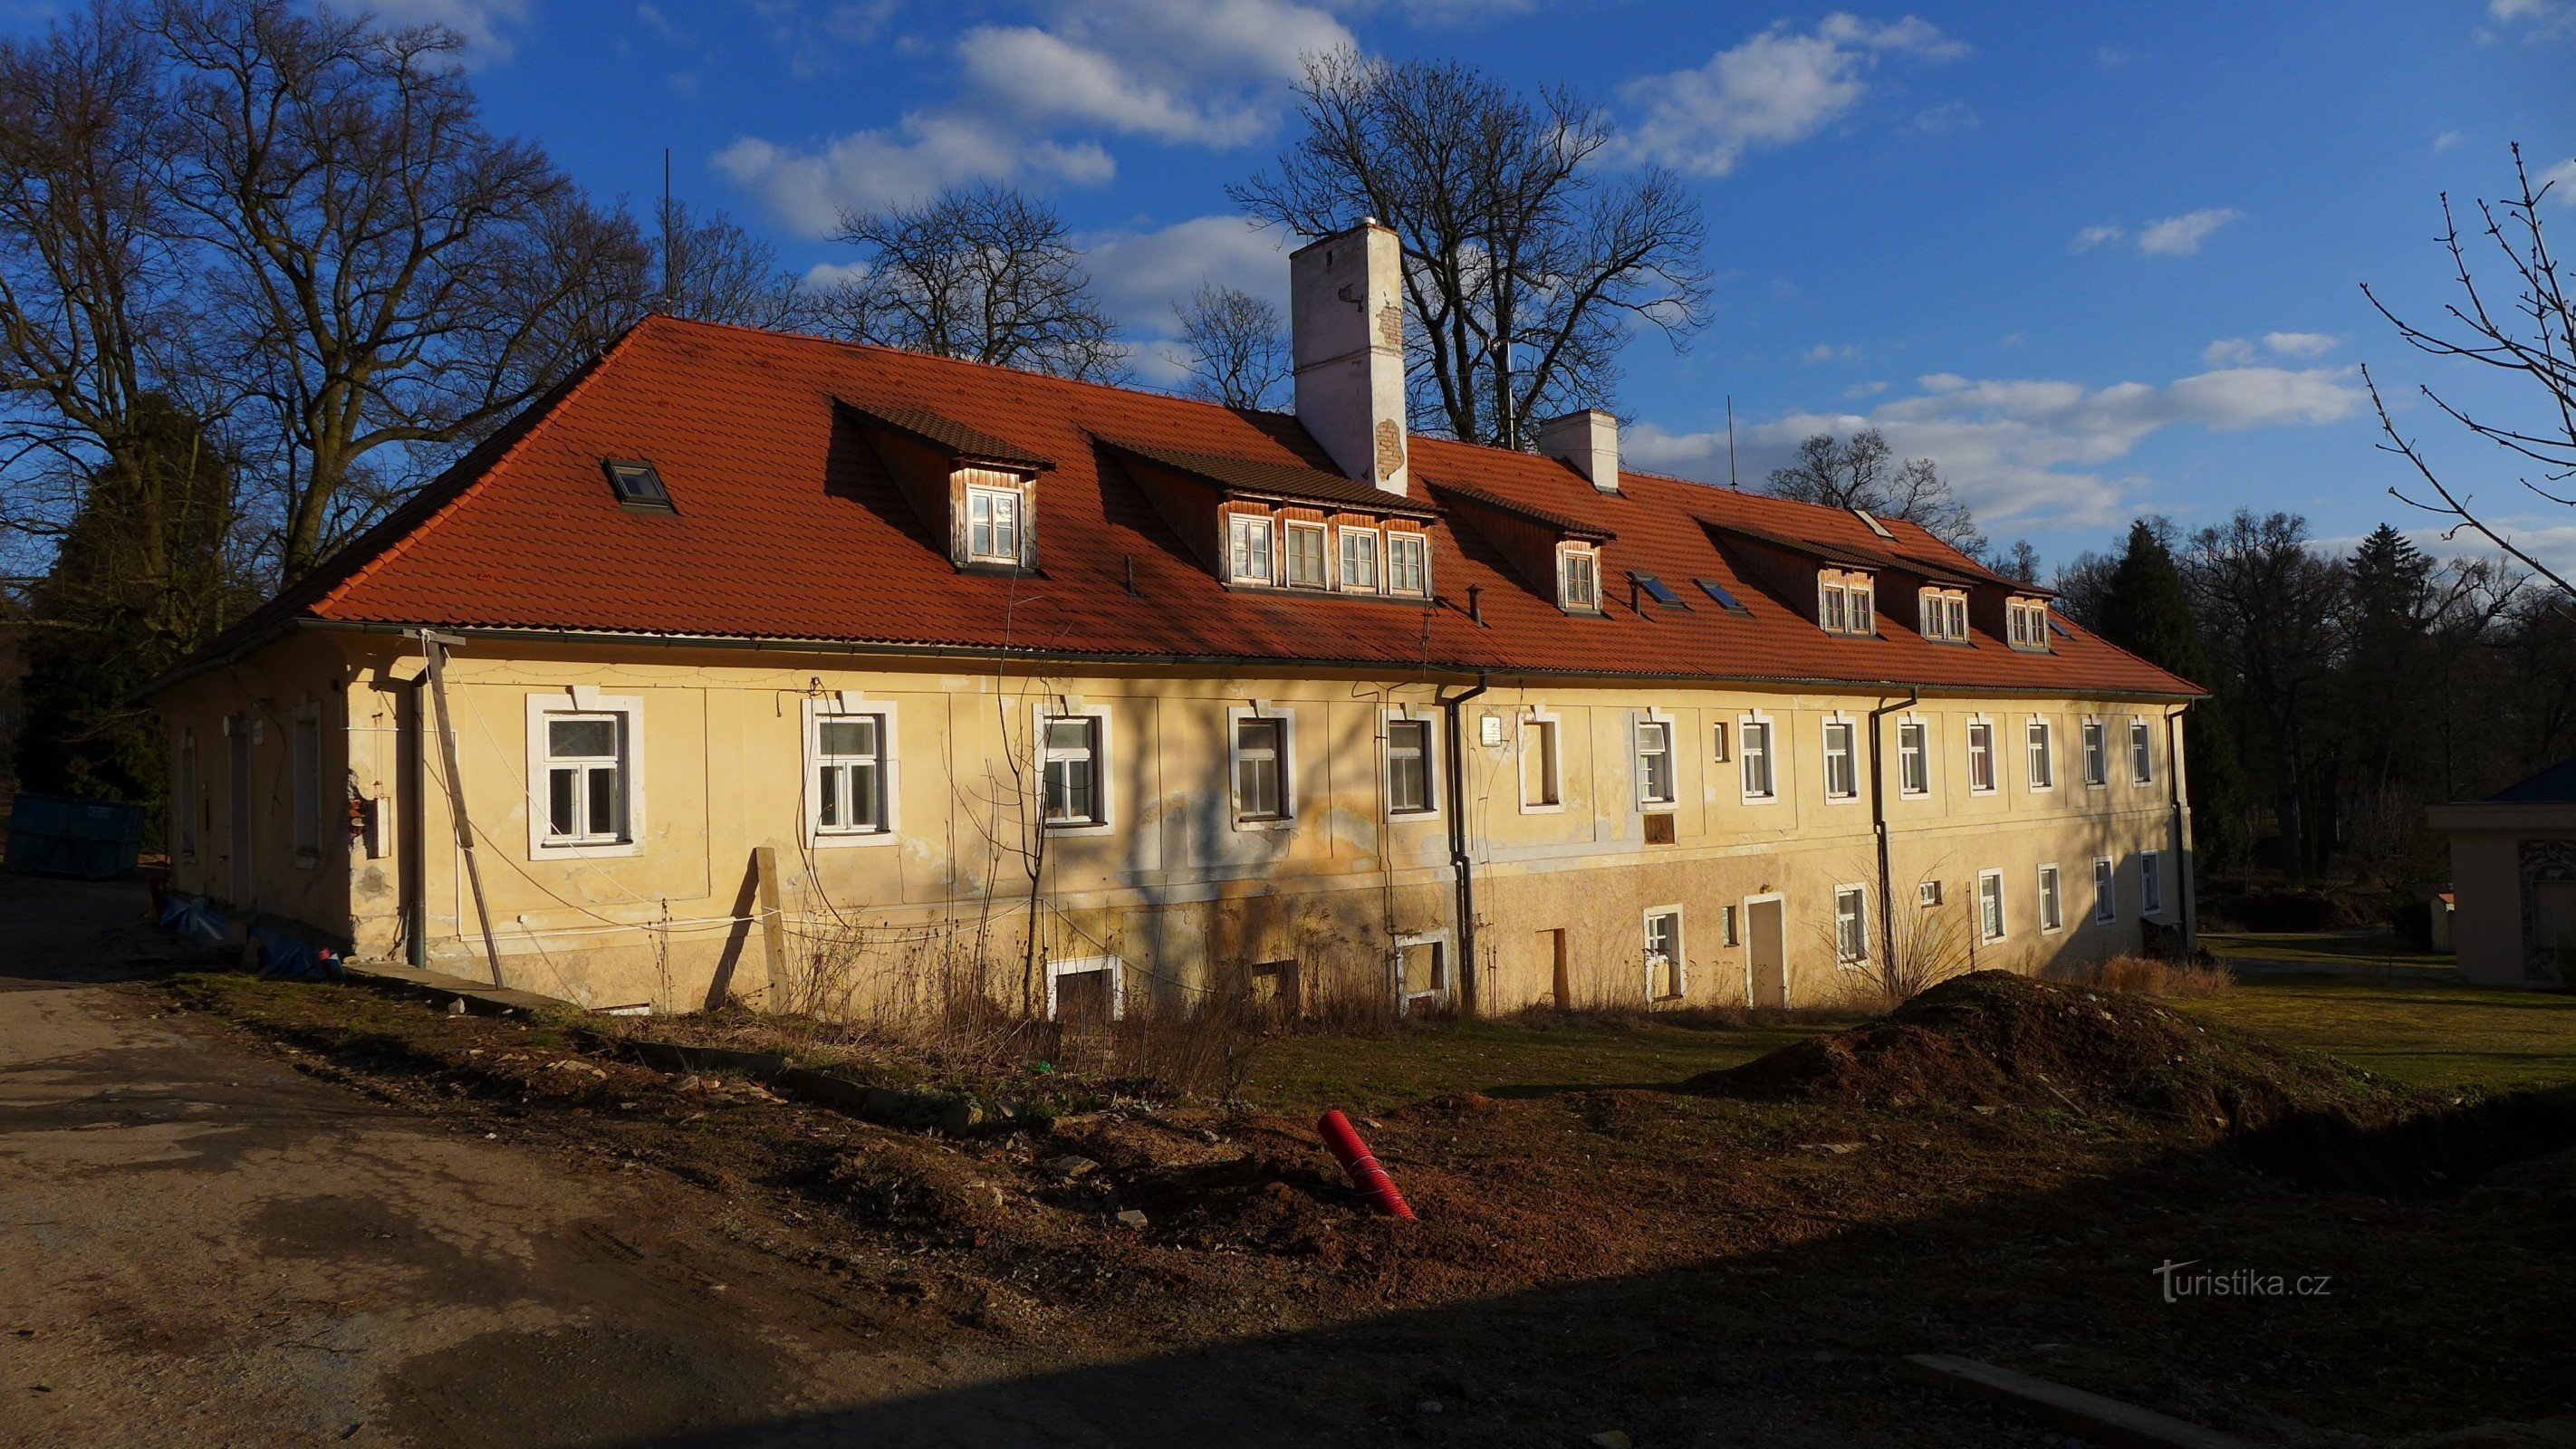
544;1088;2576;1449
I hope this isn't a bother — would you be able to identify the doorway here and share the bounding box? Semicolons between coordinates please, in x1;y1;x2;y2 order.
227;719;254;908
1745;895;1787;1007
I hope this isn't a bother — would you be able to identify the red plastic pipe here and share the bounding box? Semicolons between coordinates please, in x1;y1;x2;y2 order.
1317;1109;1415;1220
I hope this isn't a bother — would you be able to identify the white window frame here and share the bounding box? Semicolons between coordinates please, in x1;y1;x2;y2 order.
1833;883;1870;966
525;689;645;859
964;480;1024;565
2081;718;2108;789
2025;716;2056;792
803;694;901;848
1897;718;1930;798
1519;707;1563;813
1710;720;1730;763
1385;530;1429;597
1045;955;1126;1022
2129;717;2155;787
1966;717;1997;795
2039;864;2064;933
1821;716;1860;803
1382;708;1441;820
1392;927;1455;1013
1634;712;1677;811
1226;511;1275;586
1642;905;1686;1001
1033;703;1115;837
1918;879;1944;907
1819;578;1848;632
1738;713;1778;803
1338;524;1382;594
1282;519;1328;589
1849;578;1875;635
1719;904;1740;947
1558;543;1600;612
292;701;324;866
2092;856;2117;923
1226;704;1296;830
1977;868;2006;943
2141;849;2166;917
2008;597;2052;651
1920;587;1968;641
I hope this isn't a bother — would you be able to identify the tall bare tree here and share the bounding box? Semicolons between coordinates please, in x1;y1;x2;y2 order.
1764;428;1989;556
2362;145;2574;602
652;195;803;330
157;0;639;579
1173;281;1286;410
814;183;1127;381
1232;50;1709;447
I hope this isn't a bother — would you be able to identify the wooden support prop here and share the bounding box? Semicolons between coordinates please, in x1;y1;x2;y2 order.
754;846;788;1004
1898;1355;2260;1449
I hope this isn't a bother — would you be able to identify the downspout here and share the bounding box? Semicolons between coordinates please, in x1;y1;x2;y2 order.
1437;673;1491;1018
2167;704;2197;955
1869;689;1919;970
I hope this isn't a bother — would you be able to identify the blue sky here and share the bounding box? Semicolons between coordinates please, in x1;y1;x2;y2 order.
72;1;2576;570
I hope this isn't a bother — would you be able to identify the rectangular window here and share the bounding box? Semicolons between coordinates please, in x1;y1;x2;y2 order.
1387;718;1435;814
814;715;886;834
1711;721;1730;762
1234;716;1286;822
966;484;1022;564
1920;589;1967;640
1226;513;1274;584
2026;720;2054;791
1041;716;1102;827
1918;879;1944;907
1946;595;1966;639
2040;865;2064;932
1386;532;1427;595
1740;719;1775;800
1978;870;2006;942
2093;857;2116;922
292;710;322;859
2082;721;2107;787
1283;521;1327;588
1397;936;1448;1010
1720;905;1740;946
1644;908;1684;1000
1560;545;1600;611
176;732;199;859
1822;720;1859;801
1834;885;1868;964
543;714;628;846
2008;598;2052;650
1967;721;1996;793
1339;526;1380;592
1820;581;1848;632
1898;721;1929;796
2141;850;2165;916
1636;720;1676;807
1521;717;1561;807
1849;582;1874;635
2130;719;2155;785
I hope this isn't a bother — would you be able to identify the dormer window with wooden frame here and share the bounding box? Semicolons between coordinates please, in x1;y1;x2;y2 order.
1919;587;1969;642
1818;569;1875;636
839;400;1053;575
2006;597;2052;651
1558;542;1601;613
1226;510;1275;586
964;473;1026;565
1283;520;1328;589
1386;530;1429;597
1098;437;1438;602
1339;525;1381;593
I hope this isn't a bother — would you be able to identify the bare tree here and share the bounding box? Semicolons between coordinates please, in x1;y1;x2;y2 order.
157;0;640;579
2362;145;2574;602
652;195;803;330
2184;510;2345;880
1173;281;1286;410
814;183;1127;382
1232;50;1709;447
1764;428;1989;555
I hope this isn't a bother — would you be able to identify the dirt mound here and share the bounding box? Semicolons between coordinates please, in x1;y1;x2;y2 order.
1693;970;2418;1131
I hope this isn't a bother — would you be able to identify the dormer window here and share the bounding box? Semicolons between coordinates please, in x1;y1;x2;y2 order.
2007;597;2052;651
1920;588;1969;641
1558;543;1601;612
965;476;1024;565
603;458;673;512
1283;521;1328;588
1819;569;1874;635
1226;512;1275;585
1340;525;1381;592
1387;531;1428;596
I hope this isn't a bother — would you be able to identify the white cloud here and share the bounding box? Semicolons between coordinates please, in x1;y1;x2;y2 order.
1083;214;1294;331
368;0;529;61
1617;13;1967;178
1628;364;2366;531
2435;130;2467;151
2542;157;2576;206
2485;0;2576;39
800;261;870;291
715;120;1114;235
2203;338;2256;366
1803;342;1858;363
2262;330;2339;357
2070;224;2125;252
2137;207;2241;255
1842;379;1889;398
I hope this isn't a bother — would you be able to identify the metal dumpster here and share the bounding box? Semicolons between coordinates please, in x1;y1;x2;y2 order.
4;792;146;878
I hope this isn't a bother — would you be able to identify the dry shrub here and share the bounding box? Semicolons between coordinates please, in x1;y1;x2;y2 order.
2045;954;2235;998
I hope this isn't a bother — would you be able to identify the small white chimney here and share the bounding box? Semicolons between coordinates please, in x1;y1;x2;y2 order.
1290;222;1408;496
1539;409;1620;494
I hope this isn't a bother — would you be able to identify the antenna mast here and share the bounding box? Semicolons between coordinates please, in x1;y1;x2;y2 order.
1726;395;1738;490
660;148;673;312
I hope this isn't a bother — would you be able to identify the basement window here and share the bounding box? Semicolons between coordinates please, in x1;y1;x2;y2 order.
603;458;673;512
1834;885;1868;964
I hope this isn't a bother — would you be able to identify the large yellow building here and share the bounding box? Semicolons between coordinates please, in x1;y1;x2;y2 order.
152;226;2199;1017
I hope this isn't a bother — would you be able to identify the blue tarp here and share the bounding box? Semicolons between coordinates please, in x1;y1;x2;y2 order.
252;927;343;981
5;793;144;878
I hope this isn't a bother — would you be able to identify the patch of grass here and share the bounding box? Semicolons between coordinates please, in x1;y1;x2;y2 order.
2180;974;2576;1090
2204;930;2456;969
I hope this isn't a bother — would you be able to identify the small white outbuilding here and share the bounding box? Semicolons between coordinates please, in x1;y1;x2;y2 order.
2427;758;2576;989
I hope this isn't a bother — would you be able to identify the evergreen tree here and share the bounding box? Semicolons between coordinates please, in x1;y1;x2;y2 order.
2096;517;2249;872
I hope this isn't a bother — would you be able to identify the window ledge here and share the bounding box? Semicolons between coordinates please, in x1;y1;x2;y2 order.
1043;820;1114;838
1231;815;1296;832
1518;801;1566;814
533;840;643;860
812;829;902;849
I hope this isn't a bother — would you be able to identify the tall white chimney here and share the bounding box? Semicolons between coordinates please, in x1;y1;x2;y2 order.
1539;409;1620;494
1290;222;1408;496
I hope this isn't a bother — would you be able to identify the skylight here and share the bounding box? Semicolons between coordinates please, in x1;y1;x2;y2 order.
602;458;673;512
2048;617;2073;640
1694;578;1750;612
1854;508;1895;539
1631;572;1686;608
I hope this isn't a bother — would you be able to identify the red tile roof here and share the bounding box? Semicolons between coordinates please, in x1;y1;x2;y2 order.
203;315;2199;699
